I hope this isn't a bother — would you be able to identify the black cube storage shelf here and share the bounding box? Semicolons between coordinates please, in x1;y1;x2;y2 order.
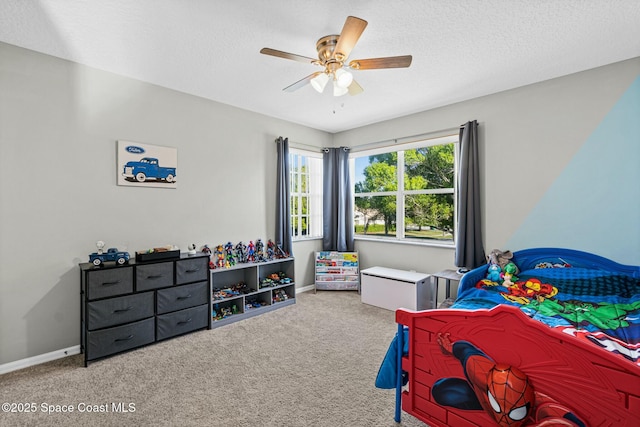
80;253;211;366
80;254;296;366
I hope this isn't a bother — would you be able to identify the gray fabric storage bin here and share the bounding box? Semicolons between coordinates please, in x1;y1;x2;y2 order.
87;291;154;330
86;267;133;300
156;304;208;341
136;261;174;291
157;280;209;314
87;317;155;360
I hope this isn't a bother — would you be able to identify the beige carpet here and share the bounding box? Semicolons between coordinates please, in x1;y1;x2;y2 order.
0;291;427;427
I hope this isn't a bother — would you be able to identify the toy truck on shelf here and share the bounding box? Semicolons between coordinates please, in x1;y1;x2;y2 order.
89;248;130;267
122;157;176;183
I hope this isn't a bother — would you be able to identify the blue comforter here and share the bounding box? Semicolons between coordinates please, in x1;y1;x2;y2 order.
453;267;640;347
376;266;640;388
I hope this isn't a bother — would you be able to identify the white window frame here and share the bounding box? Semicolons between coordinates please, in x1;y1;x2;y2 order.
350;134;458;246
290;148;323;240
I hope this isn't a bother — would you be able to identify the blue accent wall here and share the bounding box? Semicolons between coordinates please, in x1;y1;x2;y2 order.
507;76;640;264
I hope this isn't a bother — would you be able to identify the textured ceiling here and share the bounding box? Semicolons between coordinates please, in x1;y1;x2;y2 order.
1;0;639;133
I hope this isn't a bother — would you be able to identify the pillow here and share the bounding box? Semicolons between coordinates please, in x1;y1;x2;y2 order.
534;258;572;269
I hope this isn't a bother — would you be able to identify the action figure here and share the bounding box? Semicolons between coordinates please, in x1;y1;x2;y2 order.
246;241;256;262
224;241;236;267
275;242;289;259
255;239;265;262
235;241;247;263
266;239;276;261
213;244;225;269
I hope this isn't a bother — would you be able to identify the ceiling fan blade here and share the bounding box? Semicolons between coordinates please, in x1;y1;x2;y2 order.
349;55;413;70
333;16;368;61
260;48;317;64
283;72;322;92
348;79;364;96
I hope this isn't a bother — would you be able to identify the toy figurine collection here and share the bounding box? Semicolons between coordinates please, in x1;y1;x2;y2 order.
202;238;289;270
208;239;293;322
88;238;288;269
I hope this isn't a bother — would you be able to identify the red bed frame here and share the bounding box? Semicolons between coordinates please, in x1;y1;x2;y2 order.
393;249;640;427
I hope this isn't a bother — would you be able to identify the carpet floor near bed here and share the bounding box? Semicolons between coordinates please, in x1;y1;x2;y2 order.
438;298;455;309
0;291;428;427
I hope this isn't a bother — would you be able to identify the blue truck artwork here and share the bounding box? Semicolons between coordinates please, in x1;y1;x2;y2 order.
123;157;176;183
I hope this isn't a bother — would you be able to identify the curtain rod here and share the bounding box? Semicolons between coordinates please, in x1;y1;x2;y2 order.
275;138;323;152
347;125;464;153
321;147;349;153
275;122;473;153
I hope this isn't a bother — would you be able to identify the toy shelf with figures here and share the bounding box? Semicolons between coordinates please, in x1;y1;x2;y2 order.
210;257;295;328
314;251;359;291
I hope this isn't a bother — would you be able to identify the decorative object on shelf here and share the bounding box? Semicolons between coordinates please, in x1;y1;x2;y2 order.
135;245;180;262
246;241;256;262
235;241;247;264
255;239;265;262
204;239;289;268
212;244;225;269
117;140;177;189
266;239;276;260
259;272;292;289
213;282;250;300
88;241;130;267
276;242;289;259
272;289;290;303
224;242;236;267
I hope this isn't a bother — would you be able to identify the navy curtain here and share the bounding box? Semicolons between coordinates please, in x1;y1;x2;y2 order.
455;121;485;271
275;137;293;256
322;147;354;252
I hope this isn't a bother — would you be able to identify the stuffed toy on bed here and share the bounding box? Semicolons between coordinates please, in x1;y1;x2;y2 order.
486;263;502;282
486;249;520;275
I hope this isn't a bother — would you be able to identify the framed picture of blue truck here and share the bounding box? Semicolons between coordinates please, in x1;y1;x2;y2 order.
117;140;178;188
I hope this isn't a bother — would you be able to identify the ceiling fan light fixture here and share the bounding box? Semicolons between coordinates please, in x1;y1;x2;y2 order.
334;68;353;88
333;80;349;97
310;72;329;93
260;16;412;97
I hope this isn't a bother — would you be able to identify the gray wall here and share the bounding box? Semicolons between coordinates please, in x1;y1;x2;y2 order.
1;40;638;367
0;42;330;365
336;57;640;277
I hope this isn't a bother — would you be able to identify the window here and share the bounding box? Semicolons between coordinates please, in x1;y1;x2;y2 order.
290;149;323;239
352;134;457;244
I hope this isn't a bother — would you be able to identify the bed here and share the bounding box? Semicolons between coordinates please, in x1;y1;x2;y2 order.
376;248;640;427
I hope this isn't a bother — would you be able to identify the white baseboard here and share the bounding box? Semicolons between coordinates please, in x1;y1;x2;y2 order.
296;284;315;293
2;286;317;375
0;345;81;375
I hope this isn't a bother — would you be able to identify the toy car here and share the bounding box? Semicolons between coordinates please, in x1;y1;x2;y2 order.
89;248;130;267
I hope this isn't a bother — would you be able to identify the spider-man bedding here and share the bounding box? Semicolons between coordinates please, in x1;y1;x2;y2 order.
376;248;640;427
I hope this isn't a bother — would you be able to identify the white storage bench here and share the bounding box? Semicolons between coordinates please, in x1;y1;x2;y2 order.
360;267;432;311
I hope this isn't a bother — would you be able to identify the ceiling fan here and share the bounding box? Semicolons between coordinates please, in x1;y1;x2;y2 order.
260;16;412;97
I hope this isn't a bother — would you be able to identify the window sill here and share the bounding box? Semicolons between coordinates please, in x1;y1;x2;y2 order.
292;236;323;243
354;235;455;249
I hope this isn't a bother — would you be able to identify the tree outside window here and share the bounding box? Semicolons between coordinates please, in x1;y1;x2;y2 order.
290;150;323;239
353;135;456;243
